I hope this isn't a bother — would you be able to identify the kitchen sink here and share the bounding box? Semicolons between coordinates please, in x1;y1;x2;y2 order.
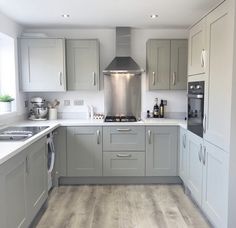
0;126;49;141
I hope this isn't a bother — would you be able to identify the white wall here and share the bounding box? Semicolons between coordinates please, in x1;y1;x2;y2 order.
0;11;26;123
24;27;188;118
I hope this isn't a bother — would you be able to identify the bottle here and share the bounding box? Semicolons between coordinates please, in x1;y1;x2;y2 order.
147;110;150;118
160;100;164;118
153;98;159;118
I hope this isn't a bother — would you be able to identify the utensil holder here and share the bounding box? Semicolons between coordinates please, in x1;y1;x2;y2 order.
49;108;57;120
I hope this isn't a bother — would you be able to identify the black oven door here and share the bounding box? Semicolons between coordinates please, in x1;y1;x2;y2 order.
188;94;204;137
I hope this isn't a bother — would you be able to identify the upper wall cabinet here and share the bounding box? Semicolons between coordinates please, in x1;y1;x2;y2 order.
19;38;66;92
146;39;187;90
188;19;206;76
66;39;100;91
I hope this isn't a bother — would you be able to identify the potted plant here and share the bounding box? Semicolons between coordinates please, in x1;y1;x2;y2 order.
0;95;14;112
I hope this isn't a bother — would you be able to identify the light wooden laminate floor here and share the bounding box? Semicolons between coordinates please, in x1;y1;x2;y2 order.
36;185;211;228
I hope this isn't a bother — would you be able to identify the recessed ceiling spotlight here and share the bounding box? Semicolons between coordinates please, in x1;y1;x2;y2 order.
150;14;158;19
61;14;70;18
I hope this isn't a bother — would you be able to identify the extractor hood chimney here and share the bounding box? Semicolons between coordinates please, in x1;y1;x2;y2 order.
103;27;143;75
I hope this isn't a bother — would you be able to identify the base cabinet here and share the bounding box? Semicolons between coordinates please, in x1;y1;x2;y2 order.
187;132;203;206
179;127;188;182
0;137;47;228
26;137;48;223
0;152;27;228
146;126;178;176
202;141;229;228
67;127;102;176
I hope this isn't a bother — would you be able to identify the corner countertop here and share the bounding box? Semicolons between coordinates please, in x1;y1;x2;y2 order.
0;118;187;165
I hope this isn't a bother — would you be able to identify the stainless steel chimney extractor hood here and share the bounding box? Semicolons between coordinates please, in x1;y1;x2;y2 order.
103;27;144;75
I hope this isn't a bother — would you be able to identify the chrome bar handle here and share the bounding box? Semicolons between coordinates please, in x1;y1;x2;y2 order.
148;130;151;144
116;154;132;158
93;72;96;86
59;72;63;85
182;134;186;149
117;128;131;132
203;114;207;134
25;156;29;174
96;130;100;144
203;146;206;166
172;72;176;85
152;72;155;85
201;49;206;68
198;144;202;162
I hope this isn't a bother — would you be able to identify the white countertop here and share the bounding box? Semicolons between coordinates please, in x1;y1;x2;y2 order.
0;118;186;165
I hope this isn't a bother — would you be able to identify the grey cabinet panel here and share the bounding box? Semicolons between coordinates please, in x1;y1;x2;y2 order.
67;127;102;176
103;126;145;151
0;151;27;228
66;39;99;91
19;38;66;92
54;127;67;179
26;137;48;223
147;40;171;90
146;126;178;176
147;39;187;90
170;40;188;90
103;152;145;176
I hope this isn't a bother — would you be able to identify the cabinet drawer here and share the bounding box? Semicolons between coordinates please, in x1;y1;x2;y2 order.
103;152;145;176
103;126;145;151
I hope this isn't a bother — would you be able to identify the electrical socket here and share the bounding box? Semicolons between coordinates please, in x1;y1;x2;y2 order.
163;100;167;106
24;100;29;108
74;100;84;106
64;100;70;106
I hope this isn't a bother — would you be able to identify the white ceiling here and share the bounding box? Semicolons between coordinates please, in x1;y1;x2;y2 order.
0;0;222;28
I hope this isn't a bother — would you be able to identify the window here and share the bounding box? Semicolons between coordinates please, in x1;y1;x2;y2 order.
0;33;16;114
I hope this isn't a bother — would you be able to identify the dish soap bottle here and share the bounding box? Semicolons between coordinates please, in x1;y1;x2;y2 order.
153;98;159;118
160;100;164;118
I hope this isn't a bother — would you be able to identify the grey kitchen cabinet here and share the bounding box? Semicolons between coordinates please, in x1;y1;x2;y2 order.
170;40;188;90
26;137;48;223
0;137;47;228
147;39;171;90
146;126;178;176
66;39;100;91
103;152;145;176
202;140;229;228
54;127;67;183
187;131;203;206
179;127;188;183
19;38;66;92
147;39;187;90
188;18;206;76
0;151;27;228
67;127;102;176
103;126;145;151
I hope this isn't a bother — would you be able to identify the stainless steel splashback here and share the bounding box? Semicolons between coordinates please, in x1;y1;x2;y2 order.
104;74;141;119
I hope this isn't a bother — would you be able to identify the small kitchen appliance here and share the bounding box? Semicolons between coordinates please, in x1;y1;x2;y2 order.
29;97;48;120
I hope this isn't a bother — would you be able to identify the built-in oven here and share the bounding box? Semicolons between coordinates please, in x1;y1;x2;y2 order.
187;81;204;138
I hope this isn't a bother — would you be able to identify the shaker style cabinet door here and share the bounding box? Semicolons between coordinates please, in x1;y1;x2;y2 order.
170;40;188;90
187;131;203;207
67;127;102;176
0;152;27;228
188;18;206;76
26;137;48;224
66;39;100;91
19;38;66;92
204;1;232;151
147;40;170;90
202;141;229;228
146;126;178;176
178;127;188;183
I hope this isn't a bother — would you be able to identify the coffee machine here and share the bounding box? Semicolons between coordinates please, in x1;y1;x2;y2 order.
29;97;48;120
